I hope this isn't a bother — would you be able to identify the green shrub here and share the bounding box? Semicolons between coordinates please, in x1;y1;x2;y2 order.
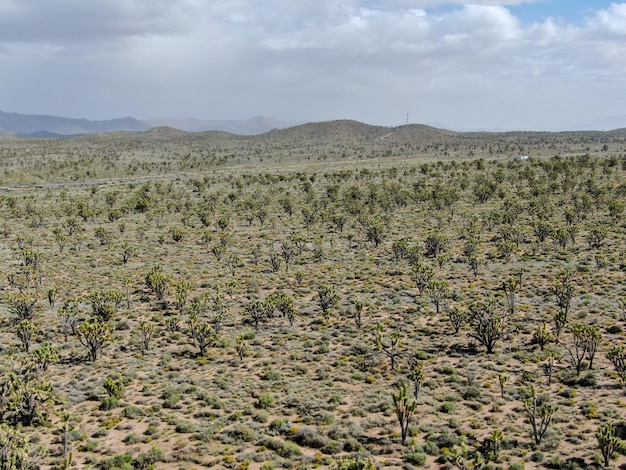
121;405;143;419
405;451;427;465
123;433;142;444
257;392;274;409
223;424;258;443
294;427;329;449
99;397;119;411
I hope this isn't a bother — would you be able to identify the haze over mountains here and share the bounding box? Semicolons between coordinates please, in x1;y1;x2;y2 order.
1;110;626;139
0;111;294;137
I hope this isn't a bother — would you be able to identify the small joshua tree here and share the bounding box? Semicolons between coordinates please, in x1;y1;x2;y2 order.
350;298;366;329
392;382;417;445
532;322;554;351
103;376;124;400
16;319;36;353
426;279;449;314
317;283;339;321
235;334;248;360
375;325;403;371
597;423;623;467
410;262;434;295
501;277;519;316
406;355;425;398
607;343;626;388
137;319;157;354
522;385;558;445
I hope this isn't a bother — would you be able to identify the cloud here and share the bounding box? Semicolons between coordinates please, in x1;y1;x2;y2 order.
1;1;625;129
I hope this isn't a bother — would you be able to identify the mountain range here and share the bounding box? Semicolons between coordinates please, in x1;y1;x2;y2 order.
0;111;295;137
1;110;626;138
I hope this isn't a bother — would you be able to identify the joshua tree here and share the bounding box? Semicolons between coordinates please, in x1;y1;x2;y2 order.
268;251;281;272
410;262;434;295
597;423;623;467
532;322;554;351
498;373;508;399
267;291;297;326
145;265;170;303
235;333;248;360
406;355;425;398
137;319;157;354
57;410;75;467
467;298;507;354
46;286;58;308
350;299;366;329
501;277;519;316
426;279;449;314
565;322;601;375
244;299;271;329
392;382;417;445
317;283;339;321
280;241;295;272
607;343;626;388
364;219;385;247
522;385;558;446
424;233;447;258
88;289;124;322
77;319;111;361
173;279;193;314
5;292;42;321
31;342;59;373
550;269;575;338
446;305;467;334
375;325;403;371
58;297;80;341
188;316;217;356
16;319;36;353
103;376;124;400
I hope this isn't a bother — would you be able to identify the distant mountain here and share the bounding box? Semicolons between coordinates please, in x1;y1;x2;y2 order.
144;115;295;135
570;115;626;131
0;111;151;136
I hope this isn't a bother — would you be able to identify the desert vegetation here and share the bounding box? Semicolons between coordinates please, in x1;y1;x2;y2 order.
0;122;626;469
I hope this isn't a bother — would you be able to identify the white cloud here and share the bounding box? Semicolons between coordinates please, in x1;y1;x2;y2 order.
1;1;626;129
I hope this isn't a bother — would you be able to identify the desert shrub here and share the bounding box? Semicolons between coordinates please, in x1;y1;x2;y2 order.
161;387;182;408
259;437;302;458
322;440;343;454
261;369;282;381
134;445;165;469
268;418;291;435
333;456;375;470
405;451;427;465
198;391;224;409
123;433;142;444
439;402;455;413
462;386;481;400
423;440;440;455
98;454;133;470
435;432;460;449
174;420;197;433
121;405;143;419
222;424;258;443
257;392;274;409
294;427;329;449
99;397;119;411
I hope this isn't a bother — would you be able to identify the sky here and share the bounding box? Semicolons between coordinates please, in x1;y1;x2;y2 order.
1;0;625;130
